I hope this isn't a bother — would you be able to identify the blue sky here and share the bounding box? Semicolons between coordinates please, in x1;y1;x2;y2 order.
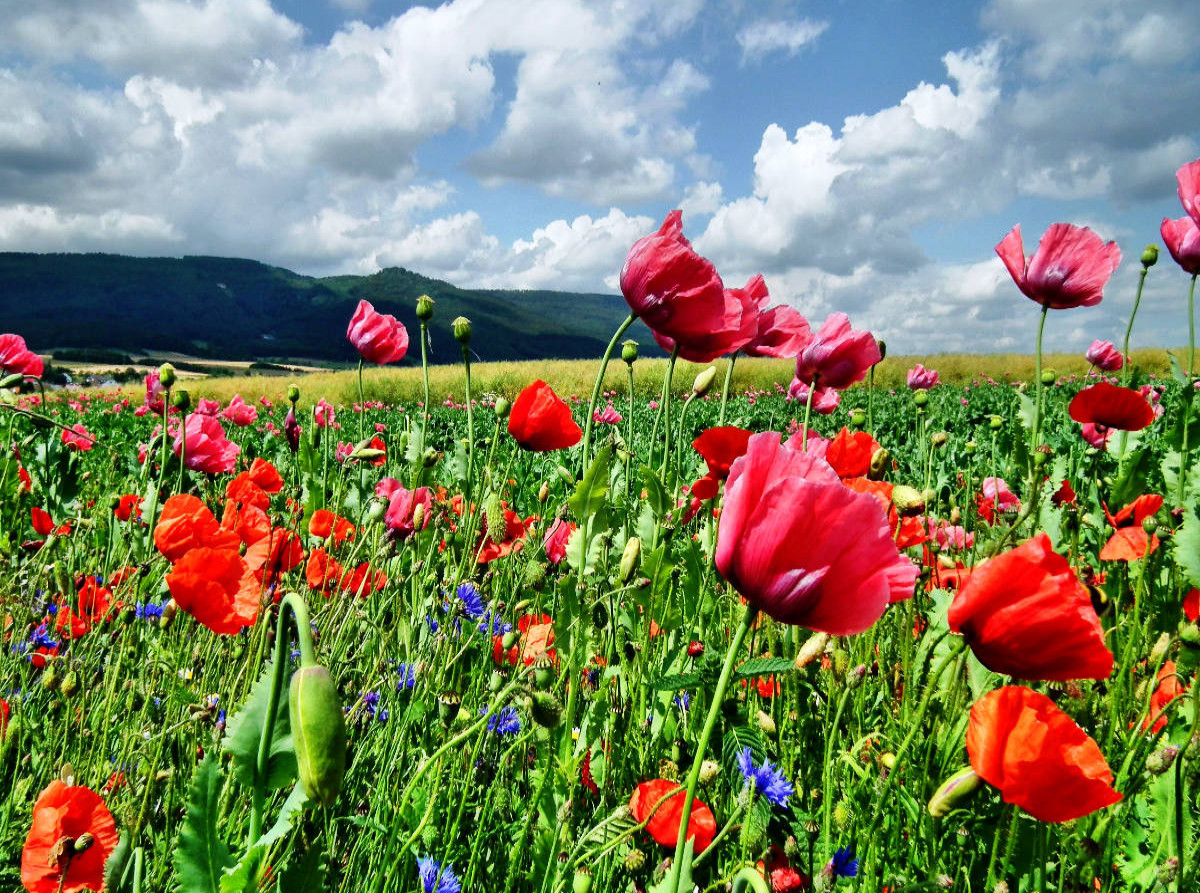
0;0;1198;353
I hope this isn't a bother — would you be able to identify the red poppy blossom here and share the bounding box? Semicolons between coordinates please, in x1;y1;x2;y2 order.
995;223;1121;310
1141;661;1186;735
342;562;387;597
1099;494;1162;562
1185;588;1200;623
166;547;259;634
154;494;239;561
113;494;142;522
823;428;880;479
628;779;716;853
493;613;557;666
1176;158;1200;228
966;686;1121;823
225;473;271;511
347;299;409;365
1085;340;1124;372
1069;382;1154;432
715;432;916;634
31;507;70;538
948;534;1112;681
21;781;119;893
60;424;94;452
308;509;355;544
306;548;344;594
508;380;582;452
476;508;536;563
247;458;283;493
542;517;575;565
693;426;753;479
792;313;881;391
651;273;761;362
0;333;43;378
1161;216;1200;274
742;286;811;360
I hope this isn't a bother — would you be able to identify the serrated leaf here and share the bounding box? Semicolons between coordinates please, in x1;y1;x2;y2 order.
175;752;233;893
1110;445;1153;509
220;786;310;893
1175;508;1200;590
570;444;613;519
222;660;297;791
582;806;638;847
653;673;702;691
564;522;607;576
734;657;795;679
1015;390;1036;434
722;725;766;783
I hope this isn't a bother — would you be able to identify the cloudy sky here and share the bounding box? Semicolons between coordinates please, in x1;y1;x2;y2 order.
2;0;1199;353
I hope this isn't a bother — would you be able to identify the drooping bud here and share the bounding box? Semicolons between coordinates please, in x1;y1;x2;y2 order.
1146;745;1180;776
60;671;80;699
755;709;776;736
876;339;887;360
927;766;982;817
868;447;890;479
72;833;95;854
1149;632;1172;664
416;294;435;321
537;481;550;504
289;665;347;807
698;759;721;786
157;363;176;388
931;431;948;449
1142;244;1159;268
284;408;301;453
452;316;472;344
621;339;638;365
691;366;717;397
620;536;641;584
795;632;830;669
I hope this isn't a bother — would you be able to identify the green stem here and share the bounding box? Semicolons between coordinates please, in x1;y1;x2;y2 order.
666;606;757;892
799;377;817;449
1178;274;1197;509
657;346;680;477
462;344;474;500
1121;267;1150;386
1031;302;1050;462
580;313;636;476
718;353;737;427
820;686;854;861
420;320;431;422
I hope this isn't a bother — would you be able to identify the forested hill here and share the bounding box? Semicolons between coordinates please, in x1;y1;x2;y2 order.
0;252;653;363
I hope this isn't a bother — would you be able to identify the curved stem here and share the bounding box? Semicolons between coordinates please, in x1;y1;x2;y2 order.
580;312;636;476
666;605;757;892
1121;267;1150;386
718;353;737;426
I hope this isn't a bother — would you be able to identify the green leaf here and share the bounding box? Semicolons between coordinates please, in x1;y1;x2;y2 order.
721;725;766;782
276;839;326;893
652;673;702;691
1015;390;1036;434
1110;445;1153;510
220;786;310;893
740;797;771;853
175;752;233;893
222;660;297;791
570;444;613;519
1175;508;1200;590
103;834;133;893
639;465;671;517
734;657;795;679
564;521;607;576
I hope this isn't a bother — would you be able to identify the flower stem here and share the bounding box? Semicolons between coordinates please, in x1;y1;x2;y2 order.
356;358;366;444
658;346;680;479
666;605;757;893
462;344;474;499
580;312;636;476
1121;267;1150;386
1030;302;1050;488
1178;274;1197;509
718;353;737;426
419;320;431;423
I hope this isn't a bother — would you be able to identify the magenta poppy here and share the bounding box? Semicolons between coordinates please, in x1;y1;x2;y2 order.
650;274;759;363
906;364;939;390
384;485;432;539
995;223;1121;310
542;517;576;565
741;278;812;359
715;432;915;634
792;313;881;392
1161;216;1200;275
1069;382;1154;432
347;300;409;365
1084;340;1123;372
508;380;582;452
174;414;241;475
1176;158;1200;228
0;333;43;378
220;394;258;427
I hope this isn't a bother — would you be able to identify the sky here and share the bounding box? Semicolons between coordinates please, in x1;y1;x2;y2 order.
1;0;1199;354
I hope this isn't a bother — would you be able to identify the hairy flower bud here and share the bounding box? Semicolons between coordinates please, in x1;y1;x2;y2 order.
157;363;176;388
892;485;925;515
1146;746;1180;776
416;293;435;321
621;339;639;365
849;408;866;429
876;339;887;360
530;691;563;728
494;396;511;419
620;536;641;584
452;316;472;344
691;366;717;397
290;665;347;807
928;766;982;818
795;632;830;669
1141;244;1159;268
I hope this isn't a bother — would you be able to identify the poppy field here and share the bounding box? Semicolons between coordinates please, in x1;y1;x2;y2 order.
3;160;1200;893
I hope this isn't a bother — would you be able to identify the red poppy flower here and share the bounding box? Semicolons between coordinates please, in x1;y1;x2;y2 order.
220;394;258;427
225;473;271;511
342;562;387;596
1050;480;1077;507
824;428;880;479
1176;158;1200;229
1099;494;1162;562
166;547;259;634
651;273;760;362
0;698;8;741
308;509;356;544
247;458;283;493
154;494;239;561
1141;661;1186;735
31;507;70;538
347;299;409;365
385;485;432;538
21;781;119;893
60;424;94;452
966;686;1121;823
628;779;716;853
1069;382;1154;432
693;426;753;479
1161;216;1200;274
948;534;1112;681
508;380;581;452
742;286;811;360
174;414;240;475
995;223;1121;310
1185;588;1200;623
0;333;43;378
306;548;344;594
715;432;916;634
493;614;557;666
792;313;880;391
113;494;142;522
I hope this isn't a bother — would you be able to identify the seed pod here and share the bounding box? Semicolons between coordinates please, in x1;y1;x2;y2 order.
927;766;982;817
416;294;435;321
621;339;638;365
287;383;300;403
1141;244;1159;267
849;408;867;429
289;665;347;807
530;691;562;728
158;363;177;388
494;397;511;420
451;316;472;344
573;867;593;893
1040;369;1056;385
913;390;928;408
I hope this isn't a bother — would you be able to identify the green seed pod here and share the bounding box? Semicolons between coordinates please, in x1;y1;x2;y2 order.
892;485;925;515
289;665;347;807
928;766;982;817
530;691;562;728
494;397;511;419
437;691;461;726
621;339;638;365
533;660;554;688
287;383;300;404
989;415;1003;430
416;294;435;321
620;536;641;584
171;389;190;412
965;439;977;455
1040;369;1055;385
572;867;593;893
158;363;177;388
849;408;867;429
1142;244;1159;268
913;390;928;408
60;671;80;699
691;366;718;397
452;316;472;344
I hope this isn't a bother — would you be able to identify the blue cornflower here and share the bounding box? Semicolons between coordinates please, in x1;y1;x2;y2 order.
455;583;487;619
673;691;691;712
827;846;858;879
29;624;58;650
362;691;381;718
483;705;521;736
397;663;417;690
477;610;512;636
417;855;462;893
736;747;794;809
426;615;439;634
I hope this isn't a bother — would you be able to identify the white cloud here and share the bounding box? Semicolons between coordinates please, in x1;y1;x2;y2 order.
736;18;828;64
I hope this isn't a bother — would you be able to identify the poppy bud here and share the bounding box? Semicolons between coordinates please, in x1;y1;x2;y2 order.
989;415;1003;430
1040;369;1055;386
530;691;562;728
452;316;472;344
158;363;176;388
868;447;890;479
289;665;347;807
846;664;867;689
538;481;550;503
494;397;511;419
287;383;300;403
1149;632;1171;664
437;691;461;725
573;867;593;893
892;485;925;515
364;500;387;526
621;339;638;365
913;390;928;408
876;339;887;360
422;448;438;468
620;536;641;584
965;440;977;455
832;800;853;829
931;431;948;448
60;671;80;699
849;408;867;429
501;631;519;650
658;758;680;781
533;659;554;687
691;366;717;397
161;599;177;627
416;294;435;321
687;641;704;658
43;665;61;691
623;848;646;871
795;632;830;669
556;465;575;486
1141;244;1159;267
591;601;608;630
927;766;982;817
0;372;23;389
755;709;776;736
1147;745;1180;776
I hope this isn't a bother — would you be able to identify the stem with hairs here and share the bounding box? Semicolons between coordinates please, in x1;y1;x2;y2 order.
579;312;636;476
718;353;737;426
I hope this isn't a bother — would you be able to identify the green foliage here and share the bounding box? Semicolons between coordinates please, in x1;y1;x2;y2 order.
176;753;234;893
223;660;297;792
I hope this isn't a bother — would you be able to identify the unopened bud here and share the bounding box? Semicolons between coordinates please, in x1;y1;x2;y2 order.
755;709;776;736
623;848;646;871
698;759;721;786
416;294;435;321
494;397;511;419
795;632;830;669
538;481;550;503
171;389;190;412
876;339;887;360
1150;632;1172;664
1142;244;1159;268
691;366;717;397
530;691;563;728
452;316;472;344
868;447;890;479
928;766;982;817
892;485;925;515
72;832;95;854
931;431;948;448
1146;746;1180;776
422;447;438;468
620;536;641;584
846;664;867;689
989;415;1003;430
964;440;977;455
287;383;300;404
621;339;639;365
158;363;176;388
290;665;347;807
60;671;80;699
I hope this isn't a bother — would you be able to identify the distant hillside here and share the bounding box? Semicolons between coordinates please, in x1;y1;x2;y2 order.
0;253;655;363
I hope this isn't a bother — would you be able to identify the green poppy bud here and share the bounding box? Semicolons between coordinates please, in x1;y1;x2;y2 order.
965;440;977;455
158;363;176;388
989;415;1003;430
289;665;347;807
494;397;511;419
416;294;435;321
928;766;982;817
913;390;928;408
795;631;830;669
691;366;717;397
620;536;641;584
1040;369;1055;386
572;867;593;893
621;339;638;365
530;691;563;728
868;447;890;479
452;316;472;344
849;408;867;429
287;383;300;404
60;671;80;699
422;447;439;468
171;389;190;412
1142;244;1159;268
0;372;25;389
931;431;948;448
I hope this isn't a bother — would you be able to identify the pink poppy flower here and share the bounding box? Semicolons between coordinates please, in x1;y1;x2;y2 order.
221;394;258;427
60;423;94;452
195;397;221;416
315;398;337;428
1161;216;1200;275
385;485;432;538
143;371;165;415
347;300;409;365
1079;422;1112;449
542;517;576;565
906;364;940;390
592;404;622;424
0;333;43;378
1085;340;1123;372
786;380;841;414
650;273;760;363
174;414;241;475
1176;158;1200;228
715;432;916;634
741;280;812;359
791;313;881;392
995;223;1121;310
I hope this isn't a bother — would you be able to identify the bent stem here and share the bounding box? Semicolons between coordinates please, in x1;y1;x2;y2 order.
1121;266;1150;386
665;605;757;893
718;353;738;426
579;312;636;476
